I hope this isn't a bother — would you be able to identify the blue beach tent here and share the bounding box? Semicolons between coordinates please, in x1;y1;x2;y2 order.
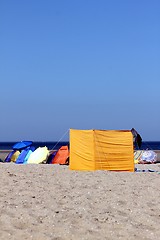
12;141;33;150
5;150;16;162
4;150;20;163
15;146;35;164
23;146;35;164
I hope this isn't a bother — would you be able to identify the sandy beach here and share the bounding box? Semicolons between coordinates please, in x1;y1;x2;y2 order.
0;162;160;240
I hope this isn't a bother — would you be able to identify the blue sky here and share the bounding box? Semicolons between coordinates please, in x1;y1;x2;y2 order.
0;0;160;141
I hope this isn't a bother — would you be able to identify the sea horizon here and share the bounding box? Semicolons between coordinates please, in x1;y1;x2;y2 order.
0;141;160;150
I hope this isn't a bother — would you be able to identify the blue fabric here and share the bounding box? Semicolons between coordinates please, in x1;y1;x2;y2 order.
4;150;16;162
23;146;36;164
135;168;158;172
12;141;33;150
15;146;35;164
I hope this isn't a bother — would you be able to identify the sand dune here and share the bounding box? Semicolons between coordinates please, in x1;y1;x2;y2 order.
0;163;160;239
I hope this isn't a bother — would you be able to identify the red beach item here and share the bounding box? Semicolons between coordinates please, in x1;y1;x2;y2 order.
52;146;69;165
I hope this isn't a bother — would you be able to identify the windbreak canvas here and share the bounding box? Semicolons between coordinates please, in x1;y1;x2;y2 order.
69;129;95;170
70;129;134;172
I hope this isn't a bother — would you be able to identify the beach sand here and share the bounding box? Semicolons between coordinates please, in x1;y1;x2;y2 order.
0;163;160;240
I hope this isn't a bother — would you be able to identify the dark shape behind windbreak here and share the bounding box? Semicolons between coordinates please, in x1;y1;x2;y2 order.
131;128;142;149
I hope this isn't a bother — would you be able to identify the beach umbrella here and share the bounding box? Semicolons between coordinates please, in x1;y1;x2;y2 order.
141;150;157;162
12;141;33;150
15;146;35;164
27;146;49;164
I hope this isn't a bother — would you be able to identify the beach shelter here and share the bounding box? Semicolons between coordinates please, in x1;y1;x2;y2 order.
69;129;134;171
5;150;20;163
27;146;49;164
52;146;69;164
12;141;33;150
140;150;157;163
15;146;35;164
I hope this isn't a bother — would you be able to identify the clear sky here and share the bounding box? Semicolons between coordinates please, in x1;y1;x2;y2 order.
0;0;160;141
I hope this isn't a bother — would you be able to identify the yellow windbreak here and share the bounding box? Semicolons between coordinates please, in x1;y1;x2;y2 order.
70;129;95;170
69;129;134;172
94;130;134;171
